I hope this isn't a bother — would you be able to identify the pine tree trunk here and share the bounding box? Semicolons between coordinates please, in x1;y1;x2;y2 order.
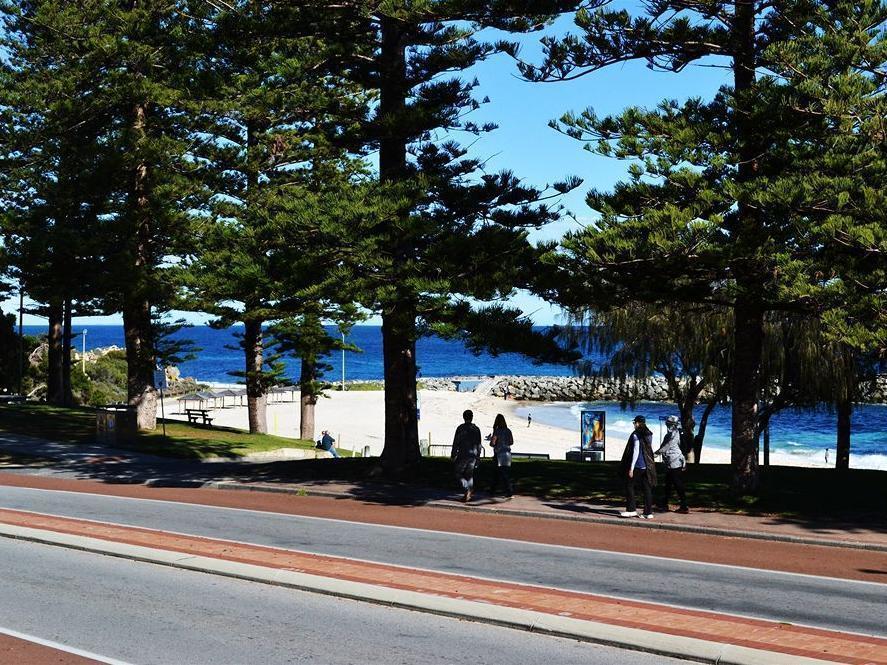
378;17;419;471
678;405;696;458
693;399;718;464
763;420;770;467
123;297;157;430
730;0;761;493
299;356;318;441
244;319;267;434
46;301;63;404
676;384;697;458
62;298;73;405
124;101;157;431
731;296;762;492
381;304;420;471
836;398;851;471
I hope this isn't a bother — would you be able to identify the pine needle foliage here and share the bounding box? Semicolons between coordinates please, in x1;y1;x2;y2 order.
527;0;887;491
307;0;591;471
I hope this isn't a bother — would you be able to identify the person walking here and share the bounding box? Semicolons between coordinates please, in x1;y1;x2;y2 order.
655;415;689;513
451;409;482;502
319;430;340;458
619;415;657;518
489;413;514;497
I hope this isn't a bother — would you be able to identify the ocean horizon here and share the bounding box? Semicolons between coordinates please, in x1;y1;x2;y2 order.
22;324;579;382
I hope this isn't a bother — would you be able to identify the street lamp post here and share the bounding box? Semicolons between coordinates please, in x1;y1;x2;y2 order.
82;329;87;373
17;286;24;397
341;332;345;391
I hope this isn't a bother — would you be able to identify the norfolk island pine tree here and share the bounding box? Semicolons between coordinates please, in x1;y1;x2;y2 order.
520;0;887;491
178;2;373;434
309;1;592;474
3;1;210;429
0;0;127;406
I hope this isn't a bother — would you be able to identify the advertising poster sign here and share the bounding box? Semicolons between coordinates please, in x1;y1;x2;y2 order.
580;410;606;452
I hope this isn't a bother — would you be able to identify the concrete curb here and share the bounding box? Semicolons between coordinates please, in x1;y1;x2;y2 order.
0;522;837;665
200;480;887;553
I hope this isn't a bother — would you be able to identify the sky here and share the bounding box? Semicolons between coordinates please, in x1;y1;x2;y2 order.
2;8;729;328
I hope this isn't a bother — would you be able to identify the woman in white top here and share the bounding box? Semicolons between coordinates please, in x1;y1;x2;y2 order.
490;413;513;497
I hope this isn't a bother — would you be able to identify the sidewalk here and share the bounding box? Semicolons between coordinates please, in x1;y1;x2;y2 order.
207;477;887;551
1;507;884;665
1;429;885;551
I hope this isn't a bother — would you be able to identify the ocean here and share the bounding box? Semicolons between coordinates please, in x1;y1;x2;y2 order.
22;324;887;468
514;401;887;470
23;324;577;382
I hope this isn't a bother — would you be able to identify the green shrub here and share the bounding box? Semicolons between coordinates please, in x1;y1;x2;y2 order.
72;350;128;406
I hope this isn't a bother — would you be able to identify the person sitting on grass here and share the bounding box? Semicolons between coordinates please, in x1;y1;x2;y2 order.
319;430;340;458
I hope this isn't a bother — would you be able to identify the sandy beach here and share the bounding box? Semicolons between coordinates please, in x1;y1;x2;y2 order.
165;388;867;468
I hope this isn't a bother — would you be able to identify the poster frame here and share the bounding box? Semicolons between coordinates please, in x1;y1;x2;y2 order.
580;409;606;457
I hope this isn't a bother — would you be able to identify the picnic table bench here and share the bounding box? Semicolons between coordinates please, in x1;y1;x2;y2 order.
184;408;214;427
510;452;550;460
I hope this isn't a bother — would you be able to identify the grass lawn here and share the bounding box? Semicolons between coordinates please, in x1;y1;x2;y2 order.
0;403;331;460
338;381;427;391
0;404;883;521
0;451;51;467
249;455;886;522
338;382;384;391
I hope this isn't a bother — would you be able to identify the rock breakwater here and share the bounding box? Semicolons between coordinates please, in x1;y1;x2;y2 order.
421;374;887;404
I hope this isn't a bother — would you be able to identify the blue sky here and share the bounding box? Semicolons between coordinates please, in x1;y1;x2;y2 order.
3;9;729;327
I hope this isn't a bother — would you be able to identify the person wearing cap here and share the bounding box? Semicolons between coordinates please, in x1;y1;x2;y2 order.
619;415;657;518
655;416;689;513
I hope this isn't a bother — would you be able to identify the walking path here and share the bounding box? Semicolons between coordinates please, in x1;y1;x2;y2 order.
209;477;887;551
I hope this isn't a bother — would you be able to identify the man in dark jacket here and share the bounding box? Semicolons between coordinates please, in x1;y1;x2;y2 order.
620;415;657;518
451;409;482;502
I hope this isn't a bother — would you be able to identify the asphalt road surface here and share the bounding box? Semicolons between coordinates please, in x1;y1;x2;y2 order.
0;537;684;665
0;485;883;637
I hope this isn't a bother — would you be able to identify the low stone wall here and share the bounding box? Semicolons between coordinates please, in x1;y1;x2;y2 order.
421;374;887;404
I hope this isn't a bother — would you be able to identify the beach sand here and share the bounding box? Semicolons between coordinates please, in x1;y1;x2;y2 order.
165;389;851;468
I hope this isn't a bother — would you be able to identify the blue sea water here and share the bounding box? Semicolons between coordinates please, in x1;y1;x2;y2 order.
22;324;887;467
22;324;577;382
516;401;887;470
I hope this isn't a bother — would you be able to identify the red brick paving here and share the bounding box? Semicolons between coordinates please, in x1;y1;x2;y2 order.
1;507;885;664
0;633;99;664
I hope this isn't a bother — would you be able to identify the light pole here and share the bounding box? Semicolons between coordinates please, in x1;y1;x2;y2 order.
17;286;24;396
81;329;87;373
341;332;345;391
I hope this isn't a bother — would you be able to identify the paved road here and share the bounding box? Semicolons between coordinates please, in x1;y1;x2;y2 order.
1;485;884;637
0;537;681;665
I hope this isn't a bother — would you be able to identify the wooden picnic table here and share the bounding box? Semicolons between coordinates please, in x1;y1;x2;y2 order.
184;408;214;427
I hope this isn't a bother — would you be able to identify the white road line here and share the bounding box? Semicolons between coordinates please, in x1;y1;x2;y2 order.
0;483;884;590
0;625;134;665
